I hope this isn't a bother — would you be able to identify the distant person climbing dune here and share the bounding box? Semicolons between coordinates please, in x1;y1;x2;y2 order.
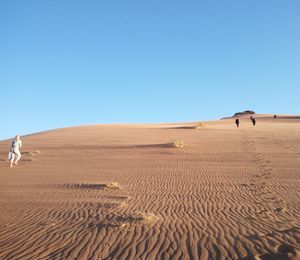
8;135;22;168
251;118;256;126
235;118;240;128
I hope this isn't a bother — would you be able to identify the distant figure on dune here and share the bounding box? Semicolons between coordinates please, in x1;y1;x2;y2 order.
250;115;253;120
251;118;256;126
274;114;277;119
8;135;22;168
235;118;240;128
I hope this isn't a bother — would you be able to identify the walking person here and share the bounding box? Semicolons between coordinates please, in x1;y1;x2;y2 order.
235;118;240;128
8;135;22;168
251;118;256;126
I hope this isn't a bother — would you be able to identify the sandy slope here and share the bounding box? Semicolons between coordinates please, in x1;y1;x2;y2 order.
0;115;299;259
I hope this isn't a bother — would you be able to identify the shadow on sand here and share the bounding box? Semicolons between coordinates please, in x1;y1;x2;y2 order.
240;244;298;260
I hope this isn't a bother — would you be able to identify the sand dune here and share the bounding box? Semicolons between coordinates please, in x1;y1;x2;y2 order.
0;115;299;259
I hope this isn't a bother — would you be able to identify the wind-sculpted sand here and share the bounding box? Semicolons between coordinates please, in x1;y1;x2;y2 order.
0;115;299;259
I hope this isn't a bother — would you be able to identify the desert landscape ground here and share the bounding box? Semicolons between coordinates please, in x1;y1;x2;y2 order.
0;115;299;259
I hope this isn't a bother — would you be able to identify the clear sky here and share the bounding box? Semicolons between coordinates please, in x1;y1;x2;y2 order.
1;1;300;140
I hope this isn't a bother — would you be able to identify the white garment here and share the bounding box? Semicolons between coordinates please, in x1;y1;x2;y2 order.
10;140;22;161
11;140;22;153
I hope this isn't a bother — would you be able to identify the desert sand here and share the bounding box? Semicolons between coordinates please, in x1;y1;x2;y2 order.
0;115;299;259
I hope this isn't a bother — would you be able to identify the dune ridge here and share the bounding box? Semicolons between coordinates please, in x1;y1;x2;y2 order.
0;115;299;259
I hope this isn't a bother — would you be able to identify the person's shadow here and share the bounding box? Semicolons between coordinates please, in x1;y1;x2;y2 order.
240;244;298;260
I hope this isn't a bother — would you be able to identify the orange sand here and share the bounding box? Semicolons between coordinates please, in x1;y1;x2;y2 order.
0;115;299;259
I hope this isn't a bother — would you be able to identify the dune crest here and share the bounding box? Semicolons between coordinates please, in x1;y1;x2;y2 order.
0;115;299;259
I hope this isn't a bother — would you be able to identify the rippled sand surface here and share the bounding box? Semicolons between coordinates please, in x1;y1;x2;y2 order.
0;116;299;259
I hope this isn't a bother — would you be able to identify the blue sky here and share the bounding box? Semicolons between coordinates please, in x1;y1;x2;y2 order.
1;1;299;140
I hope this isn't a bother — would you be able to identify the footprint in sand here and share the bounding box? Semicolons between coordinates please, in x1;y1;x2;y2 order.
21;150;41;162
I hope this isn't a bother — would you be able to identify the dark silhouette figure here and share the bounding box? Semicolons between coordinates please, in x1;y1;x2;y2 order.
251;118;256;126
274;114;277;119
235;118;240;128
250;115;253;120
